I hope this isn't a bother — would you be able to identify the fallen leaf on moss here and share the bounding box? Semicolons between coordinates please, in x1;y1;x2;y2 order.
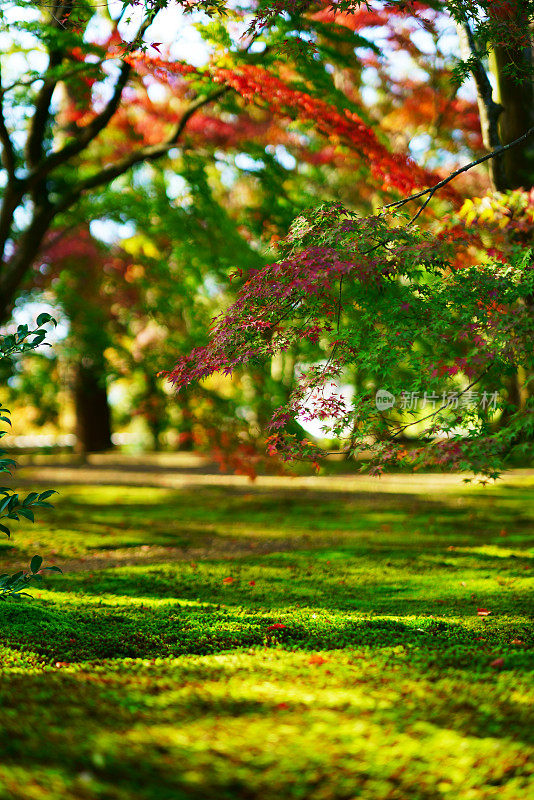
309;655;328;665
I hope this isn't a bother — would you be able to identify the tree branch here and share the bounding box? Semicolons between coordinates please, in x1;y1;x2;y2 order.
455;20;507;190
383;126;534;217
0;203;56;323
53;85;229;214
32;60;131;179
29;17;153;182
25;0;73;168
0;83;229;312
387;367;491;440
0;59;105;97
0;64;16;179
0;62;26;265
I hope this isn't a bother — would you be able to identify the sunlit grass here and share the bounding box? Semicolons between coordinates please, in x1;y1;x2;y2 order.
0;471;532;799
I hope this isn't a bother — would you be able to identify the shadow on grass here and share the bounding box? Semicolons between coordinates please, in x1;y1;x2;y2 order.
0;640;532;800
35;537;532;617
2;481;532;568
1;587;531;668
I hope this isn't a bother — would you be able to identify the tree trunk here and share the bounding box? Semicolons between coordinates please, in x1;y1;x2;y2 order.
485;12;534;423
73;360;113;454
490;27;534;189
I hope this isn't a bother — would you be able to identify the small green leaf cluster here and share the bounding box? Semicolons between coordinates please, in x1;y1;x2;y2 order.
0;488;57;539
0;555;62;601
0;315;60;601
0;313;56;361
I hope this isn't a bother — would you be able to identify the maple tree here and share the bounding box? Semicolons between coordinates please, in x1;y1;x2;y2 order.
1;0;532;474
0;0;475;322
30;145;318;461
164;0;534;478
0;0;345;448
0;0;428;451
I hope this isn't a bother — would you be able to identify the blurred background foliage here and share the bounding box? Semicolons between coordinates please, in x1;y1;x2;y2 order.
1;0;532;472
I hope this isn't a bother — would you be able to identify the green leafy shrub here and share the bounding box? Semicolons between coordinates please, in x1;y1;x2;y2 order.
0;314;62;600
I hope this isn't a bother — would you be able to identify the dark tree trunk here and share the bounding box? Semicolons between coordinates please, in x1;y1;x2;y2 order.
485;15;534;423
491;40;534;190
74;360;113;453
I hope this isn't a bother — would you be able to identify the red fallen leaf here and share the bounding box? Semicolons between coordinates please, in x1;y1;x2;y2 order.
447;545;456;551
276;702;289;710
249;580;256;586
223;577;234;584
266;623;287;630
309;655;328;665
150;42;162;53
190;563;197;569
490;657;504;668
477;608;491;616
499;528;507;537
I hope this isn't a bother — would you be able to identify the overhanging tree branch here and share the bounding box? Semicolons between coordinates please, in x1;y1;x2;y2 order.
25;0;74;168
383;126;534;219
0;83;229;317
28;17;152;183
54;85;229;213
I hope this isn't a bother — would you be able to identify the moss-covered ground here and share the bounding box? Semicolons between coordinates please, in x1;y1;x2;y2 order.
0;467;533;800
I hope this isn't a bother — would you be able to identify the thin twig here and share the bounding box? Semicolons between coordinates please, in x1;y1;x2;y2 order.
388;367;491;440
383;127;534;215
336;274;343;333
0;60;105;96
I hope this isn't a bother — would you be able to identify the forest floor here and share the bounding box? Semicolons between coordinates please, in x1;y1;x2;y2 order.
0;458;533;799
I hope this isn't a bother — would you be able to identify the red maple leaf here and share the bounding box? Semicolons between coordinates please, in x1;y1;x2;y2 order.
309;655;328;665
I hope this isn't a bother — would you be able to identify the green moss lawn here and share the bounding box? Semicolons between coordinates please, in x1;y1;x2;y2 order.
1;466;533;799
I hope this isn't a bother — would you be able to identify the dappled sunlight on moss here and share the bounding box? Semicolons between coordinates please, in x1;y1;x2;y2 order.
0;473;532;799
